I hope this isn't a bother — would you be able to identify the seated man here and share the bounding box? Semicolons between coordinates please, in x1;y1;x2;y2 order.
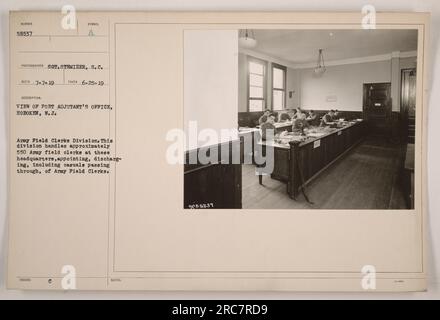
321;110;335;126
332;109;340;121
260;113;276;140
278;111;291;122
258;109;272;125
292;110;309;134
306;110;318;126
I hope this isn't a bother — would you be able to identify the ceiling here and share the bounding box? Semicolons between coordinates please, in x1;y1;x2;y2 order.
245;29;418;65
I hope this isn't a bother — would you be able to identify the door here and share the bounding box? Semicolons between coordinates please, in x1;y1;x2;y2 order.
363;82;392;136
401;68;417;143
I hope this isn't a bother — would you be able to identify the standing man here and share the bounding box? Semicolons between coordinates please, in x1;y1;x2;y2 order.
260;113;276;140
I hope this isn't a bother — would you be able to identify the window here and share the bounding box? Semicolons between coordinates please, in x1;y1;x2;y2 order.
272;64;286;111
248;58;266;112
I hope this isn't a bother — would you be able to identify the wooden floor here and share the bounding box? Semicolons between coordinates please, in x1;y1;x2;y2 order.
242;137;408;209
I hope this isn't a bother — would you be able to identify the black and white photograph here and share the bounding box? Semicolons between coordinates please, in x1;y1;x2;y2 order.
184;29;418;210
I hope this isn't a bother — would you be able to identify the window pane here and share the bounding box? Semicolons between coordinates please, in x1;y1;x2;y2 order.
249;74;263;87
250;86;264;98
249;61;264;75
273;90;285;110
249;99;264;112
273;67;284;89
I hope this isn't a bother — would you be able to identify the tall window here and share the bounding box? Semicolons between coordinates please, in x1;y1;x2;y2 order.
272;64;286;111
248;58;266;112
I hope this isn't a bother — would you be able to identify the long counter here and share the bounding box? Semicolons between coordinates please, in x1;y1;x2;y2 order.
259;120;366;200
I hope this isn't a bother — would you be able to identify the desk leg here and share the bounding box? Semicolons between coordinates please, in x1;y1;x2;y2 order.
256;143;265;185
288;141;301;200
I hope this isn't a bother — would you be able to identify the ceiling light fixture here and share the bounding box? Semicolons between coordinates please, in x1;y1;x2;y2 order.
238;29;257;48
314;48;326;76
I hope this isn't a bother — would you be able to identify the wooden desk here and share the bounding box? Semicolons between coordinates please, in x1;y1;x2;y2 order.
238;122;292;164
184;139;243;209
273;121;293;133
259;121;366;199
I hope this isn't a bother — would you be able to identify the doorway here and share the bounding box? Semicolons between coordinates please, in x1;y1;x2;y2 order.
401;68;417;143
363;82;392;137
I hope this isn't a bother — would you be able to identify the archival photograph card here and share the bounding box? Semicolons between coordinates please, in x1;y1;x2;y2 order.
7;11;429;291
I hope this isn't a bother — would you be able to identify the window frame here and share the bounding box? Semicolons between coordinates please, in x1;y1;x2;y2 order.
271;63;287;111
247;56;268;112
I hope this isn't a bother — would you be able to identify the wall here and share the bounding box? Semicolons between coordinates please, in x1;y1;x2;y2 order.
184;30;238;148
240;54;418;113
298;56;417;112
400;56;418;70
286;67;301;109
238;53;248;113
299;60;391;111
